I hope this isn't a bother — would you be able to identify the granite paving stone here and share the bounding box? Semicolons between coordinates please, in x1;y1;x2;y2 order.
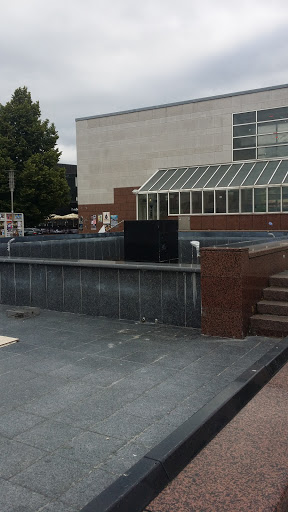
100;439;149;476
10;453;92;499
0;478;48;512
91;409;154;440
0;410;45;439
59;468;115;510
0;304;284;511
55;431;125;466
14;420;84;452
0;436;46;478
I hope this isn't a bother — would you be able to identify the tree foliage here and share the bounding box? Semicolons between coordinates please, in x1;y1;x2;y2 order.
0;87;70;225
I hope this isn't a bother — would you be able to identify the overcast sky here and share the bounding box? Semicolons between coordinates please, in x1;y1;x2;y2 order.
1;0;288;164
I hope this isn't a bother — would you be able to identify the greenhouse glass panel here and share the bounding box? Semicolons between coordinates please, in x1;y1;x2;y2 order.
241;161;267;186
229;163;254;186
169;192;179;214
282;187;288;211
138;195;147;220
160;168;187;190
180;192;190;214
270;160;288;184
241;189;253;212
177;167;198;189
182;167;208;189
159;193;168;219
194;166;219;188
254;188;266;212
149;169;176;191
192;191;202;214
268;187;281;212
203;190;214;213
148;194;157;220
205;165;230;188
140;170;166;191
217;164;242;187
215;190;226;213
228;190;239;213
255;160;278;185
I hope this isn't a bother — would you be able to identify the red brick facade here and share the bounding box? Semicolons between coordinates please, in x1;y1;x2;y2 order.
79;186;288;234
78;187;138;233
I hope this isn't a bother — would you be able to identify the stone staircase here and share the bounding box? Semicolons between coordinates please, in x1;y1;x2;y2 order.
250;270;288;337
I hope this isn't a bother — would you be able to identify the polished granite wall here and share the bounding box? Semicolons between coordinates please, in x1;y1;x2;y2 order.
201;242;288;338
1;231;285;264
0;260;201;328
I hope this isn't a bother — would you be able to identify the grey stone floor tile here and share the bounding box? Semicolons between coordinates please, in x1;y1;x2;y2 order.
38;500;78;512
123;393;178;421
20;381;103;418
59;468;116;509
91;410;154;440
55;431;125;466
10;454;92;499
0;477;48;512
0;410;45;439
0;367;39;386
14;420;84;452
0;437;45;478
100;440;148;476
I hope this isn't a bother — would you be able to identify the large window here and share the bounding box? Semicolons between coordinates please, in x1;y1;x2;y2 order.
233;106;288;161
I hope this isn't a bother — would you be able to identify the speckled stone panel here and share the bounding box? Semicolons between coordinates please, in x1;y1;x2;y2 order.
46;265;64;311
139;270;162;324
147;362;288;512
80;267;100;316
119;269;140;321
185;272;201;328
63;266;81;313
15;263;30;306
31;264;47;309
161;272;185;326
0;263;16;305
99;268;119;318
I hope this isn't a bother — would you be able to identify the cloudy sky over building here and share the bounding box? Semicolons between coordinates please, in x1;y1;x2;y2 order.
1;0;288;164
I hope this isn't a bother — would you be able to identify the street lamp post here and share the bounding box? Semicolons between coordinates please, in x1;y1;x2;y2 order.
7;170;15;213
5;169;17;237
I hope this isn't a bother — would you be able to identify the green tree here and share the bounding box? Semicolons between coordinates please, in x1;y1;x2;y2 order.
0;86;70;225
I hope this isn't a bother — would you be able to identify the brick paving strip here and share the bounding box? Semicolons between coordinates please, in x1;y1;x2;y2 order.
0;304;287;511
145;361;288;512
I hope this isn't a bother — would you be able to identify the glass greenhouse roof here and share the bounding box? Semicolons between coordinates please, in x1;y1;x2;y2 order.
138;159;288;192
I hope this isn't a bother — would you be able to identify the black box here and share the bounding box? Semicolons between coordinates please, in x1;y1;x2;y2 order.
124;220;178;263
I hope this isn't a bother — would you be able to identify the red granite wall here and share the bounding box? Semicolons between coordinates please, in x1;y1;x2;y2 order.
201;243;288;338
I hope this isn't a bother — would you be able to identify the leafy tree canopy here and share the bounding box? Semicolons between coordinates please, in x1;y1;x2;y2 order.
0;87;70;225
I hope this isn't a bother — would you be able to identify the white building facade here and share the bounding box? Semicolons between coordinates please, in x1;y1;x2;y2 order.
76;83;288;232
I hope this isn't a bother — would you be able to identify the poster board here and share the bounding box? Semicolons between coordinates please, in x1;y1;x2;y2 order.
0;213;24;237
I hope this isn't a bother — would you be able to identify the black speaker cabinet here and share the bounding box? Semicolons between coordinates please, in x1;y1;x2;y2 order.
124;220;178;263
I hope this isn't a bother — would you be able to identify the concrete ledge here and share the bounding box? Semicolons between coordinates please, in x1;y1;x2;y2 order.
79;340;288;512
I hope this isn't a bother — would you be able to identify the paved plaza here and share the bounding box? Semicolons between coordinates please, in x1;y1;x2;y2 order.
0;305;282;511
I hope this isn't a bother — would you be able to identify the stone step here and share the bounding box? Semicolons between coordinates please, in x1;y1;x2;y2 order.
263;287;288;301
269;271;288;288
257;300;288;316
250;314;288;337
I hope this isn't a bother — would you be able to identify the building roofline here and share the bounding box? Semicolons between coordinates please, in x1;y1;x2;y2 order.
75;83;288;122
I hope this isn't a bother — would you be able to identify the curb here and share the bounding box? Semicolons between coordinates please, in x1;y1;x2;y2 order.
80;339;288;512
